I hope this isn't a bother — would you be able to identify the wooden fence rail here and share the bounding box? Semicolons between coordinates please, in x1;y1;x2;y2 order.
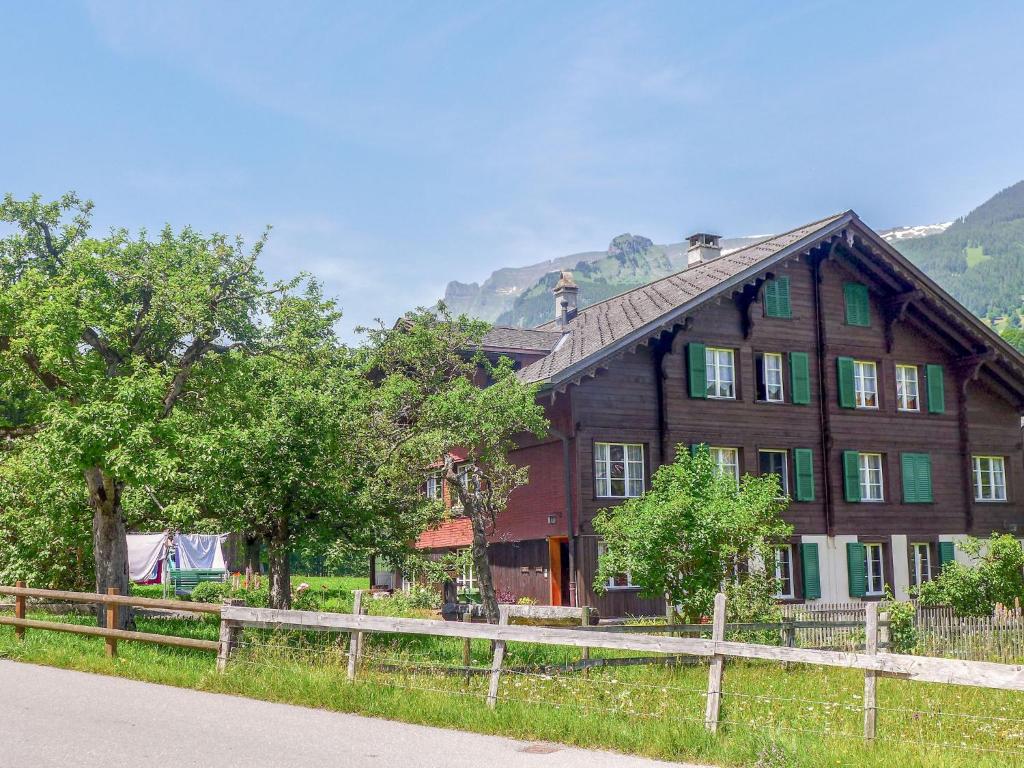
0;583;223;656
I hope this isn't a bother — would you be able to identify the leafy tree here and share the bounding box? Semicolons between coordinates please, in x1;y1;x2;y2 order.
0;193;281;626
914;534;1024;616
593;446;792;622
1000;325;1024;353
363;309;547;623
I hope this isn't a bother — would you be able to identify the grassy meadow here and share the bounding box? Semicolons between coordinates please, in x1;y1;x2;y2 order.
2;587;1023;768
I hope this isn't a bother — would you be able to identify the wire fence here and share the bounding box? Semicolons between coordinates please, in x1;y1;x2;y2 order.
227;623;1024;761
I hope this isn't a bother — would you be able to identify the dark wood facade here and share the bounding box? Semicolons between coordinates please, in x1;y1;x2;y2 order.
418;219;1024;616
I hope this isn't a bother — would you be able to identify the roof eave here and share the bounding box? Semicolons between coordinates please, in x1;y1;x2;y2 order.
532;212;855;389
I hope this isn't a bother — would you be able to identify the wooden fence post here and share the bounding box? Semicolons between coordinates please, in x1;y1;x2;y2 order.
879;610;890;652
216;598;244;673
347;589;365;682
581;606;592;674
864;601;878;740
462;609;473;680
105;588;118;658
704;592;727;733
486;606;508;709
14;580;26;641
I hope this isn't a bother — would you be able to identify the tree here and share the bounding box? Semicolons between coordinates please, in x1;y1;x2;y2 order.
0;193;280;627
1000;325;1024;353
915;534;1024;616
593;446;792;622
362;309;547;623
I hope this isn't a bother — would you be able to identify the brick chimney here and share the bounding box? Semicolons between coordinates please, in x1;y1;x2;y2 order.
687;233;722;266
553;270;579;328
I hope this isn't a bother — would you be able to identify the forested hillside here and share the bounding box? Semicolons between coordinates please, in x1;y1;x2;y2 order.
896;181;1024;323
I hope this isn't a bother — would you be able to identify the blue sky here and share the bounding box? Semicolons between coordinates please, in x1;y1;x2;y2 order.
3;1;1024;337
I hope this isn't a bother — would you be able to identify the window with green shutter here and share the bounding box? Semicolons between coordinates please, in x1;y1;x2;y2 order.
801;543;821;599
836;356;856;408
764;277;792;318
793;448;815;501
901;453;933;503
789;352;810;405
842;451;861;502
688;343;707;399
846;542;867;597
926;364;945;414
938;541;956;569
844;282;870;326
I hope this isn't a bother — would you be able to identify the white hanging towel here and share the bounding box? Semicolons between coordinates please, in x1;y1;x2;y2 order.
127;533;169;582
174;533;227;571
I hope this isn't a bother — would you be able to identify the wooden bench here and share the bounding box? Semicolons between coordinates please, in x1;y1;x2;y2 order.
169;569;227;595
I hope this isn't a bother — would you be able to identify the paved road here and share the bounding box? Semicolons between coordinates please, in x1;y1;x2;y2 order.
0;660;705;768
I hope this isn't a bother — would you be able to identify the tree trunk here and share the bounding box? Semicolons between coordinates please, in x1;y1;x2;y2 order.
85;466;133;630
267;517;291;609
468;507;500;624
243;534;262;574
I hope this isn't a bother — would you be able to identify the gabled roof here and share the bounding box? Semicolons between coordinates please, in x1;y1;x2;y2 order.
518;211;852;385
515;210;1024;406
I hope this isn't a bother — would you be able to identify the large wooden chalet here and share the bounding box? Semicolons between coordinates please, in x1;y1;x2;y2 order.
415;211;1024;617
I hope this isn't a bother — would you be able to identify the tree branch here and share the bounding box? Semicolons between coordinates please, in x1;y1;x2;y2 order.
81;327;124;376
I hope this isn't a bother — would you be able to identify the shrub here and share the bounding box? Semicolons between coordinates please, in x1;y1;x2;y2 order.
880;592;917;654
516;596;537;606
915;534;1024;616
189;581;232;604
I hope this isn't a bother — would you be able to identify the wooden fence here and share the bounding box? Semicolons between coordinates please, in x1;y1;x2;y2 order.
0;582;223;659
218;594;1024;740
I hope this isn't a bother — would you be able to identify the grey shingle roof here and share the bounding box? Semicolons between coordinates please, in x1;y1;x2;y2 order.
481;326;563;352
518;211;853;386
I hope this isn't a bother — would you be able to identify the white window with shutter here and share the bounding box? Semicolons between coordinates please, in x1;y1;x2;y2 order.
773;545;794;599
854;360;878;408
595;442;644;498
711;447;740;485
895;364;920;411
973;456;1007;501
864;543;885;596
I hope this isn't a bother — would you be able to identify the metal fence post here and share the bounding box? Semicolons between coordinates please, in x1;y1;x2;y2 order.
704;592;727;733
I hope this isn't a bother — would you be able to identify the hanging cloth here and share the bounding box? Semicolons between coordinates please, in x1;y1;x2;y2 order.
174;534;227;571
127;533;169;583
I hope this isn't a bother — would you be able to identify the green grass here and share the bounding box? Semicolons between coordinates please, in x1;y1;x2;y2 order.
965;245;991;268
2;610;1022;768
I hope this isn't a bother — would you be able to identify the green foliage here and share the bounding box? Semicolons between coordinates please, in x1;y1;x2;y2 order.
593;445;792;622
880;590;918;654
914;534;1024;616
188;580;270;607
1000;325;1024;353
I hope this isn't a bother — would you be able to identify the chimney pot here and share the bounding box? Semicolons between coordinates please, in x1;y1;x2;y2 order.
686;232;722;266
553;270;579;327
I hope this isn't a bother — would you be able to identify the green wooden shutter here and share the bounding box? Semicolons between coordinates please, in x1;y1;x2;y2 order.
793;448;815;501
846;542;867;597
789;352;811;405
844;282;870;326
836;357;856;408
688;343;707;399
764;277;791;318
938;541;956;569
842;451;861;502
801;543;821;599
901;453;932;503
926;364;945;414
690;443;708;456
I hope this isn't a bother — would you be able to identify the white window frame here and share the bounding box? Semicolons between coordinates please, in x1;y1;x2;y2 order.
911;542;932;586
594;442;645;498
773;545;794;599
425;473;443;501
456;555;476;594
711;447;740;485
895;364;920;412
597;542;634;589
759;449;789;496
858;453;884;502
706;347;736;399
864;543;885;596
854;360;878;409
973;455;1007;502
762;352;785;403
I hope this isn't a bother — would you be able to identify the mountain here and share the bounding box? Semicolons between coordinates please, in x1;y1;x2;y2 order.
443;234;765;327
443;181;1024;331
894;181;1024;323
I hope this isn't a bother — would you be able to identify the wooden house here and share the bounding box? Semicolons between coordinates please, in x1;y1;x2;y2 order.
416;211;1024;617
